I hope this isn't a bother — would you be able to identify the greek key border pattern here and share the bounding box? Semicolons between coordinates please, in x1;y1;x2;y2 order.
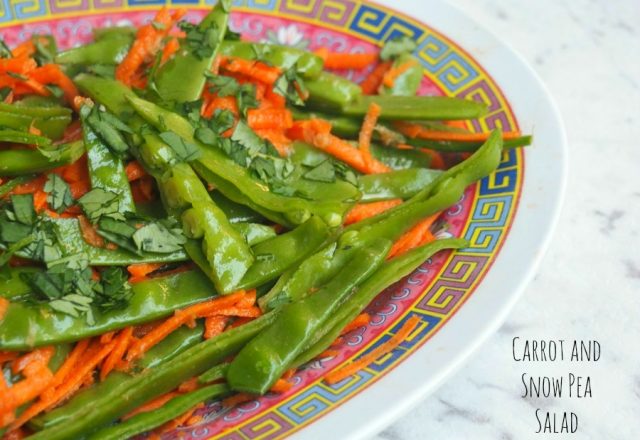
0;1;522;439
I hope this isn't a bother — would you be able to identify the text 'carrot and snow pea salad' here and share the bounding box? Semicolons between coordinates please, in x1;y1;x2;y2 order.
0;1;530;438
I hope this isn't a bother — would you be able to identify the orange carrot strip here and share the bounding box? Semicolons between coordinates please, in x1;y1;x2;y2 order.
11;347;54;375
123;391;180;421
318;349;340;359
321;52;378;70
340;313;370;335
360;61;392;95
157;403;204;433
130;176;155;204
204;316;229;340
0;351;19;364
382;59;419;88
358;102;384;173
247;108;293;130
100;327;134;381
41;339;89;401
419;147;445;170
387;213;440;259
219;57;281;86
32;190;48;212
253;128;292;156
160;37;180;64
0;297;9;320
28;64;80;109
394;121;521;142
221;393;253;408
344;199;402;225
270;379;293;394
11;41;36;59
126;291;247;362
325;315;422;384
125;160;149;182
77;215;105;248
100;332;115;344
10;340;116;430
127;263;164;279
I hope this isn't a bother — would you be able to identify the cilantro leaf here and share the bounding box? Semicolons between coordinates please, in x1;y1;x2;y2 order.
273;68;307;106
0;38;11;58
0;234;35;267
132;219;187;254
78;189;123;223
44;174;74;214
179;21;220;60
159;131;202;162
96;267;132;310
81;104;132;155
380;35;417;61
208;76;240;97
11;194;36;225
33;36;56;66
303;160;336;183
0;217;32;243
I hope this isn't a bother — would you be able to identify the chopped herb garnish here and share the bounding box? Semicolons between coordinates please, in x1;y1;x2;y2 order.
159;131;202;162
132;219;187;254
0;38;11;58
11;194;36;225
179;21;220;60
380;35;417;61
44;174;74;214
303;160;336;183
81;103;132;155
78;188;123;223
273;67;307;106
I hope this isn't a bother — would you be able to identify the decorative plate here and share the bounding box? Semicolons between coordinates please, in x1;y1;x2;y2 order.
0;0;567;439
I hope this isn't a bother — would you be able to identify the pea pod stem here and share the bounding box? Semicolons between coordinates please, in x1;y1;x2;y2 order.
0;141;84;176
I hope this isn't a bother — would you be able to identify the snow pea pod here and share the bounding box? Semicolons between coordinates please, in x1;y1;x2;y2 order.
379;53;423;97
0;103;72;140
358;168;442;202
219;41;323;78
227;239;391;394
0;141;84;176
84;121;135;213
290;107;361;138
237;216;331;290
125;94;358;227
405;134;533;152
87;384;230;440
305;71;362;109
55;34;132;65
93;26;136;41
32;324;205;430
152;0;231;103
233;222;276;246
342;95;488;121
29;313;277;440
209;190;267;224
0;270;214;350
0;128;52;146
0;267;39;300
292;238;467;367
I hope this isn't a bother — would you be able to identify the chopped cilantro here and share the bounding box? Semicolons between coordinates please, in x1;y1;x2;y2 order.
303;160;336;183
78;189;123;223
81;104;132;155
33;36;56;66
96;267;132;310
178;21;220;60
44;174;74;214
380;35;417;61
11;194;36;225
208;76;241;97
132;219;187;254
0;235;35;267
0;38;11;58
273;68;307;106
159;131;202;162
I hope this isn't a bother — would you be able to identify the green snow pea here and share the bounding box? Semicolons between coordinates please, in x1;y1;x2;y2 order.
55;34;132;65
358;168;442;202
87;384;230;440
292;238;467;367
0;270;213;350
305;71;362;109
219;41;323;78
152;0;231;103
233;222;276;246
227;238;391;394
0;141;84;176
379;53;423;97
29;313;277;440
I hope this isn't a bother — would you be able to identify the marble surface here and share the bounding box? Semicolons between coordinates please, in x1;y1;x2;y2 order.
371;1;640;439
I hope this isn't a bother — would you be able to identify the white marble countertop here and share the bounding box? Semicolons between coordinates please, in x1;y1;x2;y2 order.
372;1;640;439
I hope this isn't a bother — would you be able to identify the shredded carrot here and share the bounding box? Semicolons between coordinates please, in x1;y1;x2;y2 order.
100;327;133;381
360;61;392;95
100;331;115;344
10;339;116;430
394;121;521;142
77;215;105;248
11;41;36;59
156;403;204;433
125;160;149;182
419;147;445;170
27;64;81;110
130;175;155;203
160;37;180;64
0;297;9;320
227;316;253;330
204;315;229;340
11;347;54;375
247;108;293;130
289;119;388;174
127;263;164;283
125;291;248;362
116;7;186;86
387;213;440;259
41;339;89;402
325;315;422;384
382;59;419;88
344;199;402;225
318;349;340;359
0;351;19;364
254;128;292;156
219;57;281;86
270;378;293;394
32;189;48;212
340;313;370;335
358;102;383;173
123;391;180;420
319;51;378;70
0;348;54;417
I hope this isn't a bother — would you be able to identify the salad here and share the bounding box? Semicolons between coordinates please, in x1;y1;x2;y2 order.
0;1;531;438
